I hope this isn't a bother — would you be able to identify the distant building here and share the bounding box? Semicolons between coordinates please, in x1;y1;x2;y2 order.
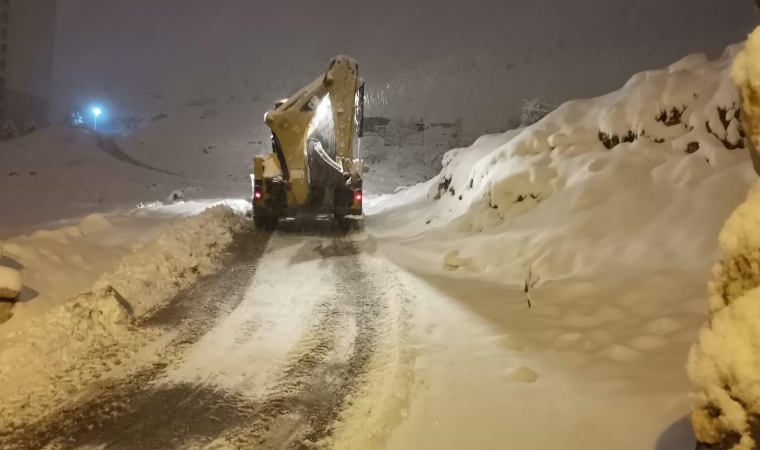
0;0;9;109
1;0;57;129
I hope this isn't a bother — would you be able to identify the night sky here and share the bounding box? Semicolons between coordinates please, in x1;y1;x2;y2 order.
52;0;756;132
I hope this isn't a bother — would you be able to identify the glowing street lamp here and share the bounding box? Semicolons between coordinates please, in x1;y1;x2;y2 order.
92;108;102;130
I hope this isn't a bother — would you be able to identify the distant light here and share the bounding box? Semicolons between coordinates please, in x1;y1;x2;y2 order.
355;191;362;202
254;191;262;199
93;108;102;117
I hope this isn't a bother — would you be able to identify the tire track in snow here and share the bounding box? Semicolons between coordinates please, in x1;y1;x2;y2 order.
207;238;383;449
95;135;186;178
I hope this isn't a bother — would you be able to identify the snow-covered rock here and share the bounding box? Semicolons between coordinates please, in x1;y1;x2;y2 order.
0;266;21;299
166;189;184;203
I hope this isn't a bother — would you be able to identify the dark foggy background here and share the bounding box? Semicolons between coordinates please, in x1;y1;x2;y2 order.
51;0;755;133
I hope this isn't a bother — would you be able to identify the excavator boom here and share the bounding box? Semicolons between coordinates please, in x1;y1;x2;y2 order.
251;56;364;230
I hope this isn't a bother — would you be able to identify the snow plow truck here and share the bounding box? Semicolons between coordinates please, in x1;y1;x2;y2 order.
251;55;365;230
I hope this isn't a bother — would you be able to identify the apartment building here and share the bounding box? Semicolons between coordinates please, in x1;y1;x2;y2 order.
2;0;57;129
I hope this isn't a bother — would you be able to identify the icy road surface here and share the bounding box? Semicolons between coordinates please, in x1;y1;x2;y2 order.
0;224;414;450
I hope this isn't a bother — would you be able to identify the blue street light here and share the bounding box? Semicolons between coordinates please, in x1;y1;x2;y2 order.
93;108;102;130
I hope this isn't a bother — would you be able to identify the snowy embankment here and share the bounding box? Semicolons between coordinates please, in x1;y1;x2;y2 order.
370;44;754;281
0;204;245;430
367;44;756;449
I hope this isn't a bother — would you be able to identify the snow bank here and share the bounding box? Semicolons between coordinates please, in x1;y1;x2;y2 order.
369;44;756;282
688;31;760;450
0;205;245;430
91;204;245;318
363;42;760;450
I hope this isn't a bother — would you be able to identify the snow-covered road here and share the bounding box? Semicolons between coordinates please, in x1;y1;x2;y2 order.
0;226;414;450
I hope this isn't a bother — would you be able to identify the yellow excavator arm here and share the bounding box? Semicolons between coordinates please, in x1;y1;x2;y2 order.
251;56;364;229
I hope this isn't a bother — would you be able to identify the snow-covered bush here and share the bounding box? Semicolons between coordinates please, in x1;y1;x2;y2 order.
25;120;39;134
688;181;760;450
0;119;18;141
166;189;185;203
688;28;760;450
520;97;553;127
505;116;521;130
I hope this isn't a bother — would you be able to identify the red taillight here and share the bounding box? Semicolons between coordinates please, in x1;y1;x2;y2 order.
254;191;262;199
355;191;362;202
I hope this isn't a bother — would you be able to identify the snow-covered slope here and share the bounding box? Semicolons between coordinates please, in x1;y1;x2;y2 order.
0;126;243;231
366;44;758;450
370;44;756;282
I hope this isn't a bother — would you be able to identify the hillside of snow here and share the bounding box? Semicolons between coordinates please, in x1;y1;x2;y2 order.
0;126;246;232
370;44;756;281
366;44;758;450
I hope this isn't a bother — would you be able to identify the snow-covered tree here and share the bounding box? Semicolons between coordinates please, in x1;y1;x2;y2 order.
0;120;18;141
520;97;553;127
505;116;521;130
689;26;760;450
25;120;38;134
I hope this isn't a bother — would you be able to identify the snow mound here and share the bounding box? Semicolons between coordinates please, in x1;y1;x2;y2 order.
78;213;112;235
369;45;756;281
0;266;21;299
510;366;539;383
443;249;476;271
93;204;245;318
0;205;246;431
